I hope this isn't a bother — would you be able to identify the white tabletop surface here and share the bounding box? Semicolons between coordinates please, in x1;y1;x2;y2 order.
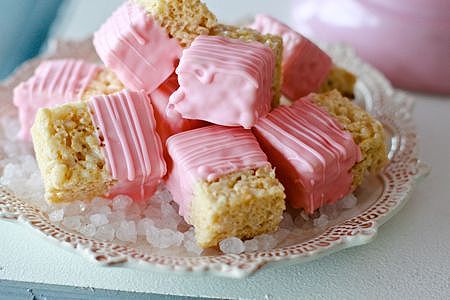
1;1;449;299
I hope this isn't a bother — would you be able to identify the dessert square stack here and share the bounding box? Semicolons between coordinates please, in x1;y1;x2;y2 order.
19;0;387;249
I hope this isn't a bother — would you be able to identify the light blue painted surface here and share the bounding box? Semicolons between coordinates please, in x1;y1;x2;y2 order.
0;279;200;300
0;0;64;79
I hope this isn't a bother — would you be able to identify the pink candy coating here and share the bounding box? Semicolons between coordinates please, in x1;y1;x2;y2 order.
250;14;332;100
149;74;207;145
253;98;361;213
13;59;100;141
93;1;182;93
166;125;270;218
168;35;275;129
88;89;166;201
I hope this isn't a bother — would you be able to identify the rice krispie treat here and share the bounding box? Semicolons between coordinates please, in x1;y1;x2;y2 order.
319;66;357;98
134;0;217;47
309;90;387;187
250;14;356;99
253;91;387;213
166;125;286;248
168;35;275;129
13;59;123;141
31;90;166;203
210;24;283;107
94;0;216;93
80;66;125;101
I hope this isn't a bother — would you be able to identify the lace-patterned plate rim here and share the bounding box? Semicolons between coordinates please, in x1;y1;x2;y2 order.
0;39;430;278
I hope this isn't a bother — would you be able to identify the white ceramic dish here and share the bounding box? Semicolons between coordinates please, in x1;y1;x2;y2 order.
0;39;429;278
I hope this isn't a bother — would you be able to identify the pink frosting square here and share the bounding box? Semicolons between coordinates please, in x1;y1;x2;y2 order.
94;2;182;93
168;36;275;129
165;125;270;218
88;90;167;201
253;97;361;213
250;14;332;100
13;59;100;141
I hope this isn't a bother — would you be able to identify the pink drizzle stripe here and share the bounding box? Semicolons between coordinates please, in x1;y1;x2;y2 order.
93;1;182;92
88;90;166;201
168;36;274;128
166;125;270;217
13;59;100;140
253;98;361;213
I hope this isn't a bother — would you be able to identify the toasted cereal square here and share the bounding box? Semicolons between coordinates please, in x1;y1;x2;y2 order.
319;66;357;98
31;101;112;203
135;0;217;47
80;68;125;101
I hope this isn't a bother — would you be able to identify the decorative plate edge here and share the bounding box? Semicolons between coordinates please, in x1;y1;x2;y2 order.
0;40;430;278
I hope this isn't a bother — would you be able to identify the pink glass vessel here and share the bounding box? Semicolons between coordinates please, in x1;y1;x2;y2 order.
291;0;450;94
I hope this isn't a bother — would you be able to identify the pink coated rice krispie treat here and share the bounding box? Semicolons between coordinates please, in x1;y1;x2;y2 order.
31;89;166;203
165;125;285;247
13;59;123;140
168;35;275;129
94;1;182;93
94;0;218;93
250;14;333;100
253;97;361;214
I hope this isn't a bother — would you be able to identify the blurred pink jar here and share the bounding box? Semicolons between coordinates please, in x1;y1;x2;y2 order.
291;0;450;94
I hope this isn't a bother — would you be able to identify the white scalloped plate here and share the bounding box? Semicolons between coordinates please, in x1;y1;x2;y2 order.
0;39;430;278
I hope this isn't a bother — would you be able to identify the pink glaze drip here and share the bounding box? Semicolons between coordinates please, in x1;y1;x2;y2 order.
168;35;274;129
93;1;182;93
148;73;207;145
13;59;100;140
88;89;167;201
250;14;332;100
166;125;270;218
253;97;361;214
